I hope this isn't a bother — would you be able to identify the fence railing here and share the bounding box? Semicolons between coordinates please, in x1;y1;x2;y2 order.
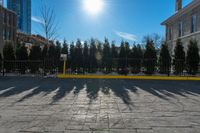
0;59;199;76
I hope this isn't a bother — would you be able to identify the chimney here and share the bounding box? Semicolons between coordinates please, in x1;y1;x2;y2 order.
176;0;182;12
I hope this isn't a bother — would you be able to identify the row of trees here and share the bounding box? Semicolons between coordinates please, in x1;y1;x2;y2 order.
0;38;199;75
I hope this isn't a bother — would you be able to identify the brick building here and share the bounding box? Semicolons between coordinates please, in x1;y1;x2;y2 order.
0;5;17;54
162;0;200;54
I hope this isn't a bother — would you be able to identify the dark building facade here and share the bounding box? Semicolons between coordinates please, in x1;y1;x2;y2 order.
0;5;17;54
7;0;31;34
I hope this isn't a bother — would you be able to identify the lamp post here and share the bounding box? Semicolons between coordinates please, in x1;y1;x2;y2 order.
61;54;67;75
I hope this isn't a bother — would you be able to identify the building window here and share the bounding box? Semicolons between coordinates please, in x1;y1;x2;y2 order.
191;14;197;33
178;21;183;37
3;29;6;40
168;26;172;40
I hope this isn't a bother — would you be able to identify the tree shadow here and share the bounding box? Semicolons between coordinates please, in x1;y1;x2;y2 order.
131;80;200;99
85;79;101;103
0;77;200;106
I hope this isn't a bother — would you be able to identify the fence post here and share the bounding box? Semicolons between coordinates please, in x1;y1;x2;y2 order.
43;60;46;76
2;60;5;76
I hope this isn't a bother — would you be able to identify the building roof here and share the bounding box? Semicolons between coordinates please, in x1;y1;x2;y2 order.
0;5;16;14
161;0;200;25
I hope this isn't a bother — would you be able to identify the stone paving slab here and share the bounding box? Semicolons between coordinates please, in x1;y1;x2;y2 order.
0;77;200;133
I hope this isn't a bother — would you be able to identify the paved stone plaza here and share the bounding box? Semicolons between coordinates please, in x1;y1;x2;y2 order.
0;77;200;133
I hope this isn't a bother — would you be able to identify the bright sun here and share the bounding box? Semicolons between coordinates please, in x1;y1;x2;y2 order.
83;0;104;16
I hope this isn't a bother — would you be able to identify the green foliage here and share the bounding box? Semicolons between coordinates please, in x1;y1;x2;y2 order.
29;45;41;73
16;43;28;60
29;45;41;60
173;39;185;75
16;43;28;74
96;41;103;71
61;39;68;55
0;52;2;71
3;42;15;72
3;42;15;61
83;41;89;73
143;39;157;74
74;39;83;72
186;40;200;75
130;44;143;73
118;41;130;74
102;38;111;73
42;45;48;60
48;44;56;59
159;43;171;74
69;42;76;71
89;39;97;73
111;41;118;71
55;41;61;60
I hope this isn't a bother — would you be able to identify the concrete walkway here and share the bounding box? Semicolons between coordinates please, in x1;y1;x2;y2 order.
0;77;200;133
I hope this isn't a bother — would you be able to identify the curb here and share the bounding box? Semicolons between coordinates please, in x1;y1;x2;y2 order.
57;74;200;81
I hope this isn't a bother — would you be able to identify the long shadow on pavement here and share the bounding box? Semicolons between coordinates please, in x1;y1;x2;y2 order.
0;77;200;105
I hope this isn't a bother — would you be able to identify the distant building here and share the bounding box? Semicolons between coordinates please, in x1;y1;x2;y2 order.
17;32;53;46
0;5;17;54
7;0;31;34
161;0;200;54
0;0;3;6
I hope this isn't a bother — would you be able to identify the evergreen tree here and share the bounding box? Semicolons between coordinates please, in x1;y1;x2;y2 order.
125;41;131;70
69;42;76;72
16;43;28;74
96;41;103;71
143;39;157;74
186;40;200;75
3;42;15;61
89;39;97;73
0;52;2;71
83;41;89;73
173;39;185;75
102;38;111;73
55;41;62;72
111;41;118;71
74;39;83;73
42;45;48;60
118;41;128;74
3;42;15;72
29;45;41;73
55;41;61;60
16;43;28;60
159;43;171;74
130;44;143;73
48;44;56;59
61;39;68;55
29;45;42;60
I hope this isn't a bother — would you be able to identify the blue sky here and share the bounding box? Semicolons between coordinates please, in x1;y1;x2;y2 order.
6;0;192;43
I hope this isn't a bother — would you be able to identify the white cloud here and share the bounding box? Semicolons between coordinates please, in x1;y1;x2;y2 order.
115;31;137;41
31;16;44;25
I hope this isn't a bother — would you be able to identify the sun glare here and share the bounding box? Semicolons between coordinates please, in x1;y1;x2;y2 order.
83;0;104;16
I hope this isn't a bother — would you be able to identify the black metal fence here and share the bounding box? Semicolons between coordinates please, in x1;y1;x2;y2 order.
0;59;199;77
0;59;63;76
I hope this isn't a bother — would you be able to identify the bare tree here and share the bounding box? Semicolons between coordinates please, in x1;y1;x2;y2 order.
142;33;164;49
40;1;59;44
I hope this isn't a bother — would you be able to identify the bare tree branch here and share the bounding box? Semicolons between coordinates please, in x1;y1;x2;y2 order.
40;0;59;44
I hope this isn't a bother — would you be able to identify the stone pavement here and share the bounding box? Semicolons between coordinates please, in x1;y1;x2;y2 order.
0;77;200;133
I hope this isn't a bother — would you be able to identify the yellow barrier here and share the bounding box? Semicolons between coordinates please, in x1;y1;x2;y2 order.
57;74;200;81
